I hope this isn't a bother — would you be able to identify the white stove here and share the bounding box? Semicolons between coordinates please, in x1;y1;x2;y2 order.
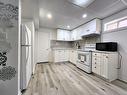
76;44;95;73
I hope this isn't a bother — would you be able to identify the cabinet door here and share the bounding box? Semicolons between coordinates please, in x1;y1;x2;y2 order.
81;23;91;36
54;50;60;62
76;28;82;40
71;30;77;41
59;50;65;62
64;50;69;61
69;50;73;63
57;30;64;40
101;54;108;79
87;19;96;34
69;50;75;63
74;51;78;64
64;31;71;41
81;19;101;36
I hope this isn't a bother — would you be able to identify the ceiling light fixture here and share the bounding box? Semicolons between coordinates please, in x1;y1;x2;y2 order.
67;0;95;8
82;14;87;18
67;25;70;28
47;13;52;19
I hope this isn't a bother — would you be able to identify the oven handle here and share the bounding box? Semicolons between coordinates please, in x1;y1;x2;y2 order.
78;61;90;67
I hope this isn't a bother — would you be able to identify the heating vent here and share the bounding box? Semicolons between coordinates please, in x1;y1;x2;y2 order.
67;0;95;8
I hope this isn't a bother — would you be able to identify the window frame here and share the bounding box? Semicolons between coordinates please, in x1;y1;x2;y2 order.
104;16;127;32
118;18;127;28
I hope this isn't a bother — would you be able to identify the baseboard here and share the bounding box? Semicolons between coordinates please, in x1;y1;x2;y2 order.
37;62;49;64
69;61;76;66
118;75;127;83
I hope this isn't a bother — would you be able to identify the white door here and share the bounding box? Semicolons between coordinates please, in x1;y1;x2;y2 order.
37;31;50;62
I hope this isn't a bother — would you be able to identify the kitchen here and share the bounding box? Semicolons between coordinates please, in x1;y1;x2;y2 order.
1;0;127;95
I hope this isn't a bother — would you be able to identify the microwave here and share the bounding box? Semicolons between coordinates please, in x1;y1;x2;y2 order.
96;42;117;52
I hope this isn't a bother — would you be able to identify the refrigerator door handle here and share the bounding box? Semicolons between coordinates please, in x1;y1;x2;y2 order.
25;25;30;46
25;25;30;66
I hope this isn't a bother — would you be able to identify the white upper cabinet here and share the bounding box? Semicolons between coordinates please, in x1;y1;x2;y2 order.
64;30;71;41
71;29;77;41
75;27;82;40
57;19;101;41
81;19;101;36
71;27;82;41
57;29;71;41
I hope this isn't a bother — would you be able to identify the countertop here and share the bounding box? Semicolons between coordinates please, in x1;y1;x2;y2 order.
51;48;118;53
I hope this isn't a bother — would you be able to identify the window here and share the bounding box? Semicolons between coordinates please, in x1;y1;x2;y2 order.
104;16;127;31
118;19;127;28
106;22;117;31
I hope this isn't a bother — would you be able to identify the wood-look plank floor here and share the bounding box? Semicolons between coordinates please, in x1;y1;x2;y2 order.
23;62;127;95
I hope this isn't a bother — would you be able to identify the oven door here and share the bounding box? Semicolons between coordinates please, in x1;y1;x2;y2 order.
78;52;91;66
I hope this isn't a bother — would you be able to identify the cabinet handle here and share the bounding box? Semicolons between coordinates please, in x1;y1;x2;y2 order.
95;62;96;64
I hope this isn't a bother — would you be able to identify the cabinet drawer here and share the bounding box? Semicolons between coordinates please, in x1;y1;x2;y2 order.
92;52;101;57
92;57;101;64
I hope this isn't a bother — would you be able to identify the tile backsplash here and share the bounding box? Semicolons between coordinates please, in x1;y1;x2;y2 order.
50;36;101;49
72;36;101;49
50;40;72;48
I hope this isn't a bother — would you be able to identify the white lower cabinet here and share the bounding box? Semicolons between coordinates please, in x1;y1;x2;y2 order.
69;50;77;64
92;52;118;81
53;49;77;64
53;50;69;62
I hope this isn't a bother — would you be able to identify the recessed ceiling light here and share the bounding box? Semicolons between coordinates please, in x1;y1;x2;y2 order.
82;14;87;18
67;25;70;28
47;13;52;19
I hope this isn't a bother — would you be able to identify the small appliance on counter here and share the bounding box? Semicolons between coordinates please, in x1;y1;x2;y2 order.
96;42;117;52
75;42;81;49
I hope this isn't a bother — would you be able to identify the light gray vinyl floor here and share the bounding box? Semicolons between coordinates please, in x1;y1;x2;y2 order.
23;62;127;95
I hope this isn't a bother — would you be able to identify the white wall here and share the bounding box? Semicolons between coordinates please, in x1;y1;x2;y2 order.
102;9;127;82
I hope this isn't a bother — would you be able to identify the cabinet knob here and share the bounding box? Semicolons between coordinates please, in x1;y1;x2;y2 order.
95;67;96;68
95;58;97;60
106;56;108;58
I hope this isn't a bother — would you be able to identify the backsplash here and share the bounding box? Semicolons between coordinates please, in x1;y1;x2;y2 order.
50;40;73;48
50;36;101;49
72;36;101;49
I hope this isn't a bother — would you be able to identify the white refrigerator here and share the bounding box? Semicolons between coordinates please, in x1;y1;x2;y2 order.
20;24;32;91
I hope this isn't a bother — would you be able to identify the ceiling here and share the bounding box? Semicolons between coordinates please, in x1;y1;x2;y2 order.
21;0;39;30
22;0;127;30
